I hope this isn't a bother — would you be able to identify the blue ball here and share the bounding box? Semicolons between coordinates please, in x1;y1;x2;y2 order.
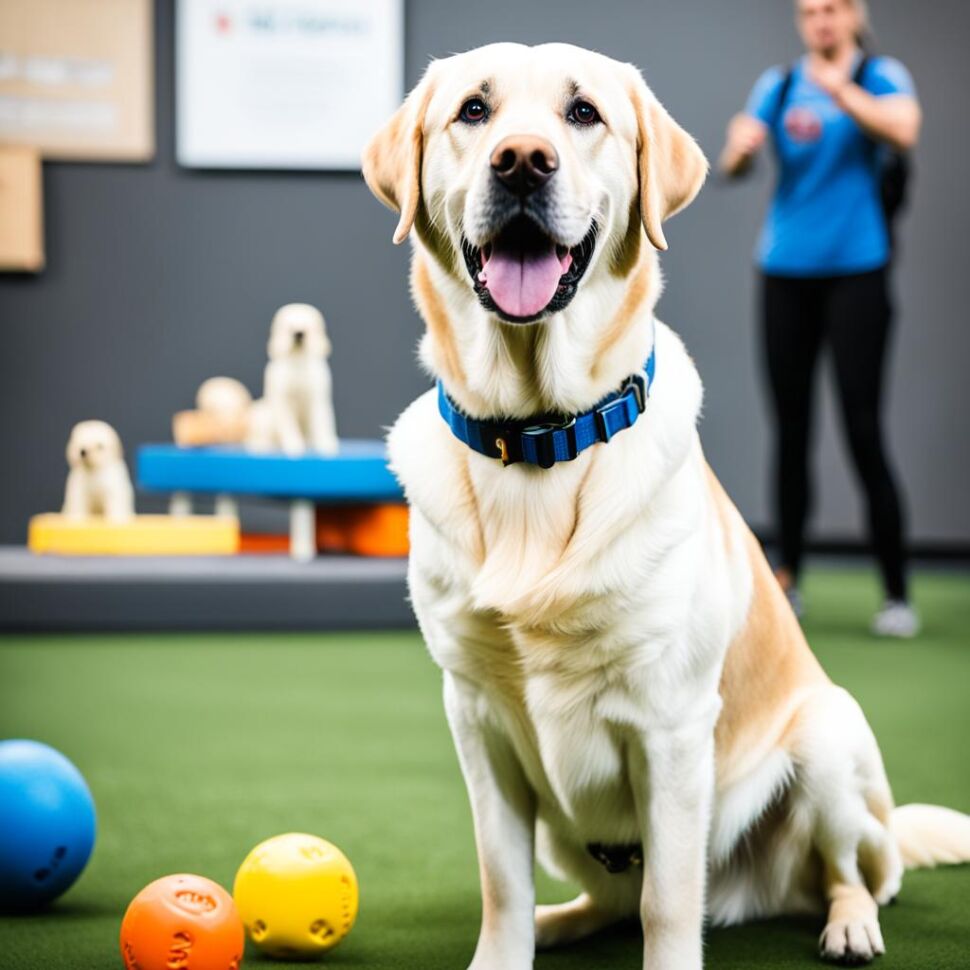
0;739;97;911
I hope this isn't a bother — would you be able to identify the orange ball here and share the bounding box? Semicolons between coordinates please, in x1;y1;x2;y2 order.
119;873;244;970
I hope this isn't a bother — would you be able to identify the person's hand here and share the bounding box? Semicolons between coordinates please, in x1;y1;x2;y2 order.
810;60;851;101
726;113;767;159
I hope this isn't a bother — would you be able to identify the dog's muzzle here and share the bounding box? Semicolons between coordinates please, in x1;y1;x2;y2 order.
462;215;597;325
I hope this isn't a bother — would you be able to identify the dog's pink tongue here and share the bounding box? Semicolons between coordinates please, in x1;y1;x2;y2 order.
482;244;569;318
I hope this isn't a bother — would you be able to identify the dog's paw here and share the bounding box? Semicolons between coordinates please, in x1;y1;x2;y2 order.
819;916;886;965
311;437;339;456
536;900;582;950
535;894;623;950
466;944;533;970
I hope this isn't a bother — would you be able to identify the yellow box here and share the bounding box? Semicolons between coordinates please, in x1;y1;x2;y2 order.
28;514;239;556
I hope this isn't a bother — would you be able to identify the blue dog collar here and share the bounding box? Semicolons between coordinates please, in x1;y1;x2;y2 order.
437;347;656;469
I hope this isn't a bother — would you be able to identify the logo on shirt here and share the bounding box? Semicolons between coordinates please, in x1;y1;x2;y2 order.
783;106;823;143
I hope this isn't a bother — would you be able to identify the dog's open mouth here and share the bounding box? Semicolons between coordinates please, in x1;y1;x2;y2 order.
462;215;597;323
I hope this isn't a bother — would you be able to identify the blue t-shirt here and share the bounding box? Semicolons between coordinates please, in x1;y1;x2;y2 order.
746;55;916;277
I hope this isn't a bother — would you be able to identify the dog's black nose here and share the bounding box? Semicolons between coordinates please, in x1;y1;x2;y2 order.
490;135;559;197
293;330;305;344
79;448;88;458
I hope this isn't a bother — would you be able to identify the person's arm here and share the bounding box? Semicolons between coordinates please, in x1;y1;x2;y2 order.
719;113;769;177
811;59;922;152
719;67;783;178
835;87;920;151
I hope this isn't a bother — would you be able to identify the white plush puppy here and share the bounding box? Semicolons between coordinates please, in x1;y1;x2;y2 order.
196;376;253;419
246;303;338;456
62;420;134;521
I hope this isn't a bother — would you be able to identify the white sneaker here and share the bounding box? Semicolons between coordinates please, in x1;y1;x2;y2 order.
871;600;920;638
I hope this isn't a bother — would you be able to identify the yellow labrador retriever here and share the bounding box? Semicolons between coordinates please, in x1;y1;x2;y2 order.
363;43;970;969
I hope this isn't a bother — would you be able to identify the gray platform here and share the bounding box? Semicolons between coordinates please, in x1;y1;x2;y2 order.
0;548;413;631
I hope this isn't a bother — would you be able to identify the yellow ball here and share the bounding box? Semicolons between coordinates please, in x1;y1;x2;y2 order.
233;833;358;958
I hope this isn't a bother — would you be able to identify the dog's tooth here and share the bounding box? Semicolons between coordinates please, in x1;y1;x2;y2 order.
478;270;488;284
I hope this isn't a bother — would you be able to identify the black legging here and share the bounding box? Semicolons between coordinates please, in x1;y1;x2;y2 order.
761;268;908;601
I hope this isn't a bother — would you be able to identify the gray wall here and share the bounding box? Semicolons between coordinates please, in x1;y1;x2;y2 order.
1;0;967;547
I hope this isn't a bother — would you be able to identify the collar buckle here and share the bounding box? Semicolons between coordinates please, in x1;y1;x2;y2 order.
594;373;646;443
622;372;647;414
522;417;577;469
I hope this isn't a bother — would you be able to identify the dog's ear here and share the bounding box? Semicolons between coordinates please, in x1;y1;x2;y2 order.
65;428;78;466
108;427;124;460
628;69;708;251
362;63;438;245
267;311;287;361
318;326;332;358
312;309;332;357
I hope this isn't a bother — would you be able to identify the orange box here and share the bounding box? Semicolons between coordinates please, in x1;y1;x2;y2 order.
172;410;248;447
239;533;291;555
316;504;408;557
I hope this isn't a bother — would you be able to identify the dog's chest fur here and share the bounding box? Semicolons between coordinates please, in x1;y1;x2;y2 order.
278;359;321;404
76;464;124;503
388;324;739;839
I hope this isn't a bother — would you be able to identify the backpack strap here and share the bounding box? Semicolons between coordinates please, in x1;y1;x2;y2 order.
771;65;796;128
852;54;871;89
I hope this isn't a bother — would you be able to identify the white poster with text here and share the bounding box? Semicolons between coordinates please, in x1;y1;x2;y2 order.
177;0;404;169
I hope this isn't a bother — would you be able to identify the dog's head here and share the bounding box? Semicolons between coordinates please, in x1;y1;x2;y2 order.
363;43;707;325
196;377;253;417
66;420;124;470
267;304;331;361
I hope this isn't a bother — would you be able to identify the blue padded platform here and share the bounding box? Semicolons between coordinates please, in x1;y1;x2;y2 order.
137;441;403;502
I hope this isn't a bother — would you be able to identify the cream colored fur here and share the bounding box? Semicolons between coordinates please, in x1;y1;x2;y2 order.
246;303;338;456
363;43;970;970
62;420;134;521
196;376;252;419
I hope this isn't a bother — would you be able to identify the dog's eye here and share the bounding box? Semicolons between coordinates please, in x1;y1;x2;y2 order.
458;98;488;125
567;100;601;127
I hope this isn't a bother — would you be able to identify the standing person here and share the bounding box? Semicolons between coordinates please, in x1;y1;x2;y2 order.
719;0;922;636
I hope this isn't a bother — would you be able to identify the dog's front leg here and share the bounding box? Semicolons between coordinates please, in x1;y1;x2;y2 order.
102;480;134;521
629;718;716;970
444;672;536;970
308;392;338;455
272;400;305;456
62;470;88;519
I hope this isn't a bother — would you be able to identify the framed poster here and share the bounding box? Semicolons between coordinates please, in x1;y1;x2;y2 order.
176;0;404;170
0;0;154;162
0;146;44;271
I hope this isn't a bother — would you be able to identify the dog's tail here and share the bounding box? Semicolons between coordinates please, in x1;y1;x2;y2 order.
892;804;970;869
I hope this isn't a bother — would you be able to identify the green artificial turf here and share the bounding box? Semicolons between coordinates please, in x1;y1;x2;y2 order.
0;567;968;969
